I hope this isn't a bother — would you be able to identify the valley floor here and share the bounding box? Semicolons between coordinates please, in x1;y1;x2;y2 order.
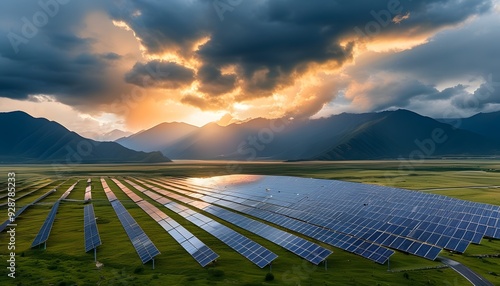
0;160;499;286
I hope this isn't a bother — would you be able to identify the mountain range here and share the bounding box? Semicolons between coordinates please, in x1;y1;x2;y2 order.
0;111;170;163
1;109;498;163
116;109;500;161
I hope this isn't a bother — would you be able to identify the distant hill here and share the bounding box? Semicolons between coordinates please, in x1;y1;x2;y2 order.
437;111;500;141
116;122;198;153
117;109;500;160
312;110;499;160
0;111;170;163
81;129;133;141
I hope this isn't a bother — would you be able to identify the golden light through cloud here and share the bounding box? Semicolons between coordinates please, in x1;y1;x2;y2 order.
2;0;495;138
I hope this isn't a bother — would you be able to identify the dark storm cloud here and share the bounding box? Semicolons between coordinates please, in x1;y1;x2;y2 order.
374;18;500;83
0;0;125;106
111;0;493;107
344;12;500;116
125;60;195;89
108;0;212;54
452;77;500;110
197;64;237;96
0;0;496;114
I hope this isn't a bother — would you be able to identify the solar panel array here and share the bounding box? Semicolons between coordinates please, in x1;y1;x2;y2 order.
111;178;218;267
31;200;60;248
0;179;50;201
100;178;160;264
0;180;56;207
0;189;56;232
160;178;444;260
134;178;333;265
163;175;500;262
84;204;102;252
159;178;398;263
125;179;278;268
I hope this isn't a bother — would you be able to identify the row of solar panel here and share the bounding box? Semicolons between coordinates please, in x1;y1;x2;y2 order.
135;199;219;267
111;179;218;267
31;200;61;248
124;179;278;268
60;181;78;200
84;204;102;252
84;185;92;201
135;178;333;265
0;180;56;207
27;181;82;247
156;179;400;263
100;181;160;265
0;189;57;233
101;178;117;202
109;199;160;264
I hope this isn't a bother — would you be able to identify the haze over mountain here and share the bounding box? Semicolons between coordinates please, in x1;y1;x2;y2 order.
116;122;198;153
116;110;500;161
0;111;170;163
81;129;133;141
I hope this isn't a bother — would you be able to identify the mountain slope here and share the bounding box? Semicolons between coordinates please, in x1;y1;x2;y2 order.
0;111;170;163
438;111;500;141
313;110;500;160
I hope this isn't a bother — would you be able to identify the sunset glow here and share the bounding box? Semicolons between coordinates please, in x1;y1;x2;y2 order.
1;0;499;137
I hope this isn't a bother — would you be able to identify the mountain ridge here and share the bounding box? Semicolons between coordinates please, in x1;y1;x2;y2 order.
115;109;500;161
0;111;171;163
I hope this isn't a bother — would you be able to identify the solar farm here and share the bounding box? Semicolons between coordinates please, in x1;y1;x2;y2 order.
1;162;500;285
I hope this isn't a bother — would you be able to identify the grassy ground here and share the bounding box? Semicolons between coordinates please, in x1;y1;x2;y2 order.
0;160;499;285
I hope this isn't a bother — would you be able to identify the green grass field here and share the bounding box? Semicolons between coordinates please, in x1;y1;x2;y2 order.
0;160;499;285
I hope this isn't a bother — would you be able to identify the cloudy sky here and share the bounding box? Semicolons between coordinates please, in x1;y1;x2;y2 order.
1;0;499;137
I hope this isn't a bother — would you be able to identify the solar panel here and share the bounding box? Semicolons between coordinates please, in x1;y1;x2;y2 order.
31;200;60;248
150;178;394;264
101;178;117;202
84;185;92;201
164;175;500;260
125;179;277;268
84;204;102;252
100;178;160;264
60;181;78;200
0;189;57;233
133;178;333;265
111;178;219;267
0;180;56;208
